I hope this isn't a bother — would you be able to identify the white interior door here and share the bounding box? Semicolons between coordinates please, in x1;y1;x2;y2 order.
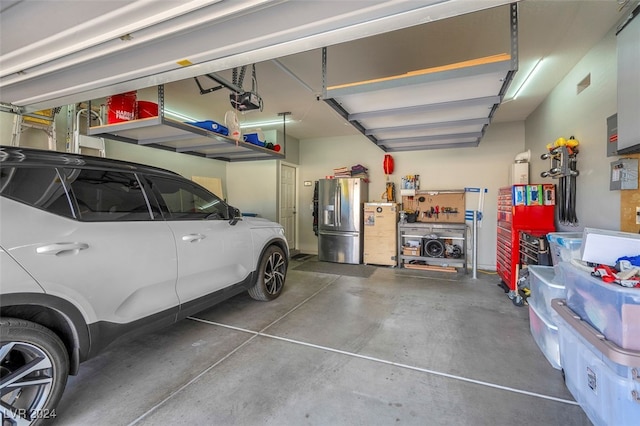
280;164;296;250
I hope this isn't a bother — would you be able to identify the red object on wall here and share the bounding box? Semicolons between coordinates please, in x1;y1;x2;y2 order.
496;185;555;293
383;154;394;175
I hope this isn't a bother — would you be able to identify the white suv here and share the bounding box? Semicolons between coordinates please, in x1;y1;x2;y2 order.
0;146;288;424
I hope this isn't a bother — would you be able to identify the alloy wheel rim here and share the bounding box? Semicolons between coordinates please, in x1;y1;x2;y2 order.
0;341;54;425
264;252;286;295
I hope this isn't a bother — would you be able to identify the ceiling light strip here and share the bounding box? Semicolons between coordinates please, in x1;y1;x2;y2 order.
512;58;543;99
165;109;198;122
240;118;294;128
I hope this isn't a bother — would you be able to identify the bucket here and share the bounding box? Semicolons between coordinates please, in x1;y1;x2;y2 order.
107;91;137;123
137;101;158;119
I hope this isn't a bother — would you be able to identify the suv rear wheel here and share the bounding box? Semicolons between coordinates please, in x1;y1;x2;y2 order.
0;318;69;425
248;245;287;301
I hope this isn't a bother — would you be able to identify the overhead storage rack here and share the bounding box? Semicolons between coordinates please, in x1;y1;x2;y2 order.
322;3;518;152
87;85;285;162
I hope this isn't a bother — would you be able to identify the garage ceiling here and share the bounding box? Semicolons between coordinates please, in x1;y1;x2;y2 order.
0;0;634;149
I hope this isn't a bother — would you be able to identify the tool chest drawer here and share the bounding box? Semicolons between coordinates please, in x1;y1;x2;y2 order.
519;231;551;266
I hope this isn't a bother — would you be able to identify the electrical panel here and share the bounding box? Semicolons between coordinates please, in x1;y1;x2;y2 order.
610;158;639;190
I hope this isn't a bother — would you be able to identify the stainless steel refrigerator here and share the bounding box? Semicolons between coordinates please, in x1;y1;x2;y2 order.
317;178;369;264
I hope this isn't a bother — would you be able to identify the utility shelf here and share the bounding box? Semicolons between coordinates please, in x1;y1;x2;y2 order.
398;222;467;272
88;116;284;162
87;85;285;162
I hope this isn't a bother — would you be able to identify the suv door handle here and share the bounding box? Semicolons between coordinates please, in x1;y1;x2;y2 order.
182;234;206;243
36;243;89;255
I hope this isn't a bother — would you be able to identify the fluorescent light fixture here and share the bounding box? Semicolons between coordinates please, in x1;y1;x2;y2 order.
513;58;543;99
164;109;197;122
165;110;296;129
240;118;294;128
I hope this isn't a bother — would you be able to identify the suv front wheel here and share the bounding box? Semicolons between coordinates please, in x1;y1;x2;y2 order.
248;245;287;301
1;318;69;425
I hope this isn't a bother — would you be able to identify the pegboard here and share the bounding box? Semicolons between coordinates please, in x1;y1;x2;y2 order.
401;190;465;224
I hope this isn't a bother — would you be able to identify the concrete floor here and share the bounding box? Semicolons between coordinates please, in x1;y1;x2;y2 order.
55;258;591;425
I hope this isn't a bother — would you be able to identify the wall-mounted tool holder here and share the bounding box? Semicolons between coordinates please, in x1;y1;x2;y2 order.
540;145;578;179
540;138;579;225
401;190;465;224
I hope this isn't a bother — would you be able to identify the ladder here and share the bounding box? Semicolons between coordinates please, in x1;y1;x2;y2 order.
71;108;106;157
10;108;59;149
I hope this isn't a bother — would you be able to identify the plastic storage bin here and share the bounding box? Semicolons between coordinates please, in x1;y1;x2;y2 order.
527;265;565;324
546;232;582;266
553;300;640;426
561;262;640;351
528;302;561;369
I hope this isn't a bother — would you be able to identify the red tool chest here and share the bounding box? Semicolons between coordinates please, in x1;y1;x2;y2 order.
496;185;555;302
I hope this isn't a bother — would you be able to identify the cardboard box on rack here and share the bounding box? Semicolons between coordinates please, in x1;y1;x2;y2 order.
402;246;421;256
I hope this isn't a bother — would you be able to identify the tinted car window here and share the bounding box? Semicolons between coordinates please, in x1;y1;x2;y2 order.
0;166;74;218
64;169;153;221
147;176;228;220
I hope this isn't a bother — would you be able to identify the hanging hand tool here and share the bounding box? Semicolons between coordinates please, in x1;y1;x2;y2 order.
434;205;439;219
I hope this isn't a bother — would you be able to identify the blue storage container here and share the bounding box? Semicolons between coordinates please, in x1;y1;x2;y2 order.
553;299;640;426
546;232;582;266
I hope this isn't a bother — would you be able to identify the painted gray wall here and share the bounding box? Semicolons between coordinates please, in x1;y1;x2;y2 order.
525;27;620;232
297;121;526;269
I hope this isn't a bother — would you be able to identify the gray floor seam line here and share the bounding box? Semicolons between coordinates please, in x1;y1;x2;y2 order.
255;276;341;334
127;279;339;425
195;319;579;407
127;333;259;426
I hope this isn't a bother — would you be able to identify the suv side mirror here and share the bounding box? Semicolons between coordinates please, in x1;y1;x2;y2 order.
228;206;242;225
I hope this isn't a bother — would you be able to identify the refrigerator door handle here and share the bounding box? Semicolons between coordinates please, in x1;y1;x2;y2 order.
319;230;359;237
336;181;342;227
